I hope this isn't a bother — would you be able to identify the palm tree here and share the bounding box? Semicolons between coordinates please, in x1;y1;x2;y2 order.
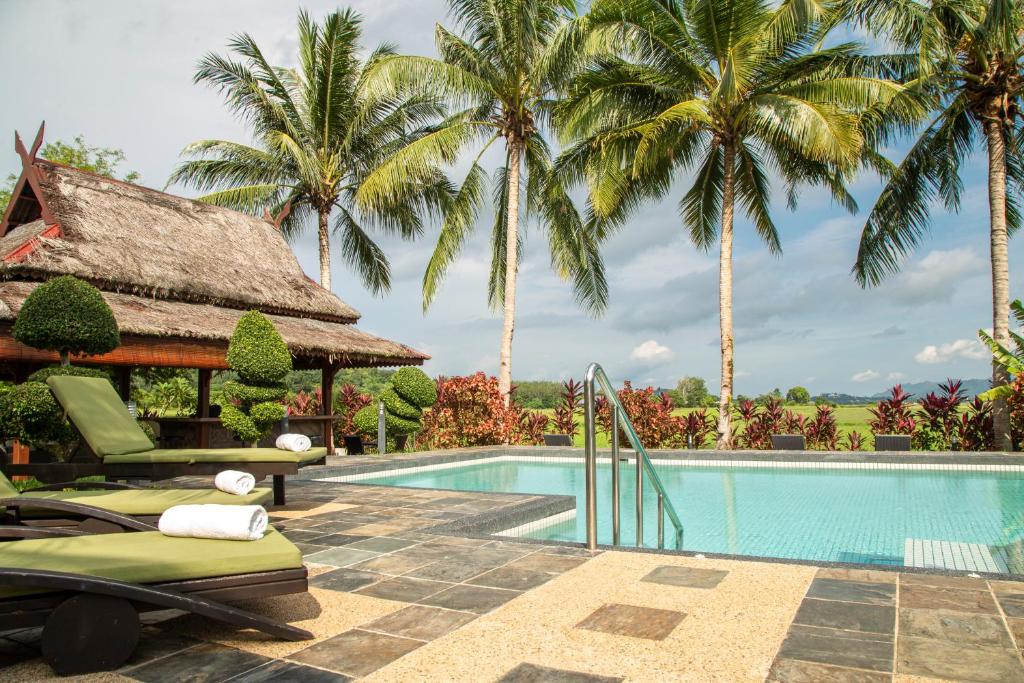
356;0;607;405
170;9;448;293
553;0;905;447
843;0;1024;451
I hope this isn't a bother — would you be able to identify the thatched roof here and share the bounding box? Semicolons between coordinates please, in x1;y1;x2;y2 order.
0;159;359;323
0;280;426;367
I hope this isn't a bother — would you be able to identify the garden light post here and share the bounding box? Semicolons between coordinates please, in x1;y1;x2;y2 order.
378;400;386;456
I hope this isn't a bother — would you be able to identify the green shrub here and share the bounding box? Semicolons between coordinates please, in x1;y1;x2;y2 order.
226;311;292;385
353;404;420;436
380;387;422;419
221;381;288;404
13;276;119;363
28;365;113;385
249;401;286;425
0;382;76;452
391;367;437;408
220;403;263;443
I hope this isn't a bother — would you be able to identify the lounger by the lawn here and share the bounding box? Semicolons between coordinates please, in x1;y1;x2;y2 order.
0;525;312;674
0;471;272;530
1;376;326;504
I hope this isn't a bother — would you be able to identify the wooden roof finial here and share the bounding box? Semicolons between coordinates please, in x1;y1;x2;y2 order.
14;122;45;164
263;201;292;231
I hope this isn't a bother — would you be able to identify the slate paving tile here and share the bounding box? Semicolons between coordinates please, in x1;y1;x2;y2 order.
898;607;1013;647
123;627;199;667
363;604;477;641
496;662;624;682
805;578;896;605
792;598;895;634
128;642;272;682
346;537;419;553
311;568;383;593
294;543;330;556
506;552;589;574
766;658;890;683
575;603;686;641
899;585;999;614
1008;617;1024;649
777;624;893;673
304;546;380;568
896;635;1024;682
305;534;371;547
226;659;351;682
815;568;898;584
349;552;435;575
997;594;1024;618
354;576;453;602
289;629;423;677
280;529;328;544
535;545;594;557
901;573;989;590
467;565;554;591
405;557;508;583
640;566;728;589
419;583;522;614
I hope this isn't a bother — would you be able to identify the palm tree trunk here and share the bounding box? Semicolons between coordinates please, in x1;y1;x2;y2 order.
498;143;522;407
716;142;736;450
318;209;332;291
986;118;1012;450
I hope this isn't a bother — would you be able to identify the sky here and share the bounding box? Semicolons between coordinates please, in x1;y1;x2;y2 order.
0;0;1017;396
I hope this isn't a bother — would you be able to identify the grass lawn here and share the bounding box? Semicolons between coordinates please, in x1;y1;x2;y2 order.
540;404;876;449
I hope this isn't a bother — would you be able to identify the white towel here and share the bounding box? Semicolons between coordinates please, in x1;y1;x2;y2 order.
276;433;311;452
158;504;268;541
214;470;256;496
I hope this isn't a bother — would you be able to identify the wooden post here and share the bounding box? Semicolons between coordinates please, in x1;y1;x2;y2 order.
10;439;29;482
115;367;132;401
321;362;336;455
198;369;212;449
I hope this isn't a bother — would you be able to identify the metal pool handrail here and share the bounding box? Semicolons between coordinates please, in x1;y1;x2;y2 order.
583;362;685;551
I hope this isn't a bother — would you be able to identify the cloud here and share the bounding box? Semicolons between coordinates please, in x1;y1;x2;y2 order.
852;369;880;382
887;372;906;381
630;340;674;364
873;326;906;338
914;339;989;364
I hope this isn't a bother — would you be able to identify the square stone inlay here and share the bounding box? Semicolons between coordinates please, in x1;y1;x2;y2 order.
575;603;686;641
899;607;1013;647
640;565;728;589
897;635;1024;683
364;605;477;642
793;598;895;635
497;662;624;682
777;624;893;673
806;578;896;605
767;657;890;683
290;628;423;677
899;585;998;614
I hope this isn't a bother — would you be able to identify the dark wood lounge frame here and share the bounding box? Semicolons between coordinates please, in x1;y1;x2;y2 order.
0;497;158;533
0;505;312;674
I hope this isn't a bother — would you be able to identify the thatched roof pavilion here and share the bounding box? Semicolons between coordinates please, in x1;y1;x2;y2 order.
0;125;427;454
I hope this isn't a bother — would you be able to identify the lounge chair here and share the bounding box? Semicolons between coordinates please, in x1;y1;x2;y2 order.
1;376;327;505
0;519;312;675
0;471;272;531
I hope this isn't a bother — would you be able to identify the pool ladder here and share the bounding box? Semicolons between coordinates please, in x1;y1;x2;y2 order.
583;362;685;551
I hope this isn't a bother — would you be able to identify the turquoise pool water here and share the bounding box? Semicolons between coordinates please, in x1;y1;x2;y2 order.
353;459;1024;571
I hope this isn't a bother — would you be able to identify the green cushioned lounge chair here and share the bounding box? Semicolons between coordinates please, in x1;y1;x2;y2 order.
2;376;327;505
0;471;272;531
0;522;312;675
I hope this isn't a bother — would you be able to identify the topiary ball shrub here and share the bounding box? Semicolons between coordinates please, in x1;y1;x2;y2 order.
353;404;420;436
0;382;76;454
28;365;113;385
221;381;288;404
226;311;292;385
13;276;120;364
391;367;437;408
380;387;422;419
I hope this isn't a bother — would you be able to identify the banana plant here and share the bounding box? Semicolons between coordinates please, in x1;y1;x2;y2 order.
979;299;1024;400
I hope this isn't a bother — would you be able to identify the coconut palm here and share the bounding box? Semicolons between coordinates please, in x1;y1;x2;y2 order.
356;0;607;405
170;9;448;293
843;0;1024;451
553;0;907;447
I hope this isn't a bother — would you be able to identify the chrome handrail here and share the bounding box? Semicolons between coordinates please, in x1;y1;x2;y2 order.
583;362;684;551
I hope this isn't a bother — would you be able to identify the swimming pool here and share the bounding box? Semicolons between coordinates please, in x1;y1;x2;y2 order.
331;457;1024;573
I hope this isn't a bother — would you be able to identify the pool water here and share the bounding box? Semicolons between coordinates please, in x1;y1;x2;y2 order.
354;459;1024;571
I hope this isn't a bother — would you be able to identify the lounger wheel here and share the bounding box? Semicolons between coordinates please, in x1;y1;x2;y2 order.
42;593;140;675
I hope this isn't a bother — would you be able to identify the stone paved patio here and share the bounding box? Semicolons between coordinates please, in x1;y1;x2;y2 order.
2;457;1024;681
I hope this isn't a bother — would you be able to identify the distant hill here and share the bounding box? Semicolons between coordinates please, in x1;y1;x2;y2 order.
869;378;991;400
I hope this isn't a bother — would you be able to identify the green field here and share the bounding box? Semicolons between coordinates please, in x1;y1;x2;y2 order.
541;404;876;449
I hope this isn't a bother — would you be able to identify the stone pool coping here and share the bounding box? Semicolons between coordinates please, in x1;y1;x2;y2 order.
296;446;1024;580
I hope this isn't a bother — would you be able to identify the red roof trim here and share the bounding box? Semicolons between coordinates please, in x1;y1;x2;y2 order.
3;224;63;262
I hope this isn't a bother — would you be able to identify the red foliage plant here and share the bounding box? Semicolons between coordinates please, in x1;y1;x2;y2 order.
596;382;682;448
959;397;994;451
334;384;371;437
805;404;838;450
845;431;864;451
287;388;321;416
552;379;582;437
681;408;715;449
419;372;526;449
868;385;916;436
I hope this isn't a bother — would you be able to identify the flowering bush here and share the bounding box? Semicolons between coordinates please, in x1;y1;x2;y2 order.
419;373;525;448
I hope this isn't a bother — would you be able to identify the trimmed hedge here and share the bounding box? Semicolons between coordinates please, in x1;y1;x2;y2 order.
353;404;420;436
391;367;437;408
220;404;262;443
0;382;76;448
226;311;292;385
221;381;288;404
28;365;113;385
13;276;120;359
380;387;421;419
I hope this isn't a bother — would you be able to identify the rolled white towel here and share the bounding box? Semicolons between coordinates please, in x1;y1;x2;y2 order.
214;470;256;496
276;433;311;452
158;504;268;541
